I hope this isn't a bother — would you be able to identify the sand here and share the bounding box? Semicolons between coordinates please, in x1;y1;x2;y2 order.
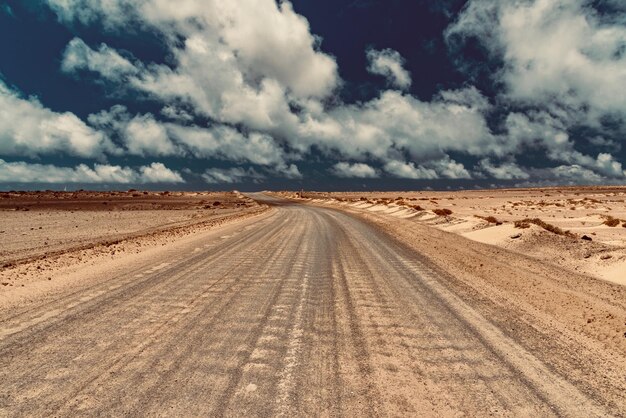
276;187;626;286
0;190;267;297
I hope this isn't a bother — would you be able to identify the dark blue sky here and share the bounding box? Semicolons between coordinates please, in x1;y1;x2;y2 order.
0;0;624;190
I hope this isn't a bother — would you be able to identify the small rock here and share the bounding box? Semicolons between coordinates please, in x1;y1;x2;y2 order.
600;254;612;260
581;235;592;241
510;233;522;239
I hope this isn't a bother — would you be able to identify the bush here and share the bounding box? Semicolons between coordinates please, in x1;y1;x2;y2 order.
433;208;452;216
603;216;620;227
213;201;221;206
476;215;501;225
514;218;576;237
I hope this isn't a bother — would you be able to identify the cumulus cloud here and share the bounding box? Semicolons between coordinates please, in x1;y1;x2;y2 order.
477;159;529;180
431;157;472;179
0;81;115;158
160;106;194;123
50;2;501;177
38;0;624;186
88;106;288;166
88;106;180;157
167;125;287;166
61;38;138;80
549;165;605;183
383;161;437;179
201;167;264;184
447;0;626;124
53;0;338;98
383;157;471;179
275;163;303;179
331;162;378;178
366;48;412;90
0;159;184;183
297;88;495;162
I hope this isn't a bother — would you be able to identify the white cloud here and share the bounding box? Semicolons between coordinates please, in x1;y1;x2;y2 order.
431;156;472;179
165;124;287;166
275;163;302;179
138;162;185;183
0;81;115;158
477;159;529;180
123;115;179;157
297;88;495;162
53;0;338;101
61;38;138;80
383;157;471;179
42;0;625;186
550;165;605;183
89;106;287;165
51;3;500;172
201;167;264;184
160;105;193;122
0;159;184;183
503;112;626;179
447;0;626;124
88;106;179;157
366;48;412;90
384;161;437;179
331;162;378;178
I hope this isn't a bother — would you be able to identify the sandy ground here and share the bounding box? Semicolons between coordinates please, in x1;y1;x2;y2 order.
0;191;266;298
0;193;624;416
276;187;626;285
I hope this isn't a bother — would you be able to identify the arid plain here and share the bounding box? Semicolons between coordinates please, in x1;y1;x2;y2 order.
0;188;625;416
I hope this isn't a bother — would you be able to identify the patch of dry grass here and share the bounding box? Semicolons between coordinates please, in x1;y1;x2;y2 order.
514;218;576;238
433;208;453;216
475;215;502;225
602;216;622;227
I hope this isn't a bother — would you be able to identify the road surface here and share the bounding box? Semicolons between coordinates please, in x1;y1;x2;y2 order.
0;195;620;416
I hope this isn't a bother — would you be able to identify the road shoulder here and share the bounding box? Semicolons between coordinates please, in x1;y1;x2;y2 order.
0;206;274;316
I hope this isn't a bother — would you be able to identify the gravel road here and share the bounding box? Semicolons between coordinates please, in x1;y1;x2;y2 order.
0;194;622;416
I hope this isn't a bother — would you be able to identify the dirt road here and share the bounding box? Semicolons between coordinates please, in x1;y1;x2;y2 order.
0;194;624;416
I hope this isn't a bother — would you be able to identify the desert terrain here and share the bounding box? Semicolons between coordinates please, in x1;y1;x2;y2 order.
0;190;265;308
0;189;625;416
277;187;626;285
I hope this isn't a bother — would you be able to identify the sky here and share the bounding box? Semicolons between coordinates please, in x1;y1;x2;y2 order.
0;0;625;191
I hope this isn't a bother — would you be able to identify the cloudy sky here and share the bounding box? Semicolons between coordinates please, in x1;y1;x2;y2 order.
0;0;624;190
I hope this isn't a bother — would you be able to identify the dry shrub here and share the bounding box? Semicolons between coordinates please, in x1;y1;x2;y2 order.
433;208;452;216
603;216;620;227
476;215;501;225
514;220;531;229
514;218;576;237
